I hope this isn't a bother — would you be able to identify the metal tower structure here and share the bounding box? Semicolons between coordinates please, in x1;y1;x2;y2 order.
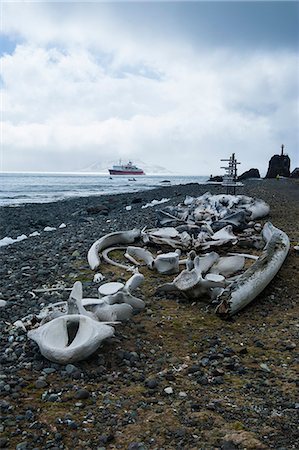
220;153;241;194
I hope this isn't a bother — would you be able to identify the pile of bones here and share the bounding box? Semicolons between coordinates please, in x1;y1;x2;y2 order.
17;192;290;364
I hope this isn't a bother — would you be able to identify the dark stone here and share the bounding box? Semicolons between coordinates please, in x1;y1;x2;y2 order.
188;364;202;374
238;168;260;180
208;175;223;182
74;388;90;400
131;197;143;204
127;443;146;450
265;154;290;178
0;438;9;447
86;204;109;215
221;440;238;450
290;168;299;178
145;378;158;389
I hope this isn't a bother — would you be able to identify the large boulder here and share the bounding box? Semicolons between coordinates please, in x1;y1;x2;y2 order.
265;154;290;178
290;168;299;178
208;175;223;182
238;168;260;180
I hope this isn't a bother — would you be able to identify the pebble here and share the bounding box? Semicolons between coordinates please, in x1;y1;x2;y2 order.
65;364;77;374
35;379;48;388
42;367;56;374
164;387;173;395
145;378;159;389
178;391;187;398
74;388;90;400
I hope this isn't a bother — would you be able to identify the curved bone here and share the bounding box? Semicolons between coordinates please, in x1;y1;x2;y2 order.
102;246;134;271
88;229;140;270
28;315;115;364
216;222;290;317
124;252;141;266
126;246;155;268
227;252;259;260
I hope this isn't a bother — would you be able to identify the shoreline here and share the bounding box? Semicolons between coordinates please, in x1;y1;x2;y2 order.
0;178;298;448
1;178;296;237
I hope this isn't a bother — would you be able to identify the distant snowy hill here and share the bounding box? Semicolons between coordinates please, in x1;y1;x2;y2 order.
80;159;172;175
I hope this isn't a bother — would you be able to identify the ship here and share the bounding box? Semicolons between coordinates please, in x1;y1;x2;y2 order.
108;161;145;175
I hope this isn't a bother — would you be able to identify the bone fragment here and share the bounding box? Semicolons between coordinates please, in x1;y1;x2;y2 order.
98;282;124;297
216;222;290;317
102;246;135;271
88;229;140;270
210;255;245;277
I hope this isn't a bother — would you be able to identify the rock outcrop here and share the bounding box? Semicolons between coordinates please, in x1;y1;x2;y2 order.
238;168;260;180
290;168;299;178
265;145;291;178
208;175;223;182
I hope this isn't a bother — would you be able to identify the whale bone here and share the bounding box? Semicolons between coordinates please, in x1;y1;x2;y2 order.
88;229;141;270
28;314;115;364
216;222;290;317
210;255;245;277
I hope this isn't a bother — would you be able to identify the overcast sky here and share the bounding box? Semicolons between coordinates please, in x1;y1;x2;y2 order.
1;1;298;175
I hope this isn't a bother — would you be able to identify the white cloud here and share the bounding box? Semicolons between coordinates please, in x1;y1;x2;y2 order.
1;2;298;174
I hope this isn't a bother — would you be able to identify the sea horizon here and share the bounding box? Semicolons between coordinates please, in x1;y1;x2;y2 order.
0;172;209;207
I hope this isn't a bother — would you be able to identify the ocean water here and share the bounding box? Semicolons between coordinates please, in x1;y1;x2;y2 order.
0;173;209;207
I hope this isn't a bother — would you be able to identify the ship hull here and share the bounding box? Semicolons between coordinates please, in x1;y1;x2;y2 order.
109;169;145;175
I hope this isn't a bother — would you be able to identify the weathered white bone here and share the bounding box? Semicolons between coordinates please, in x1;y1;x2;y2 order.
246;199;270;220
212;225;237;241
126;246;155;268
158;253;225;300
227;252;259;260
102;246;134;271
124;273;145;292
98;282;124;297
68;281;98;321
107;291;145;310
216;222;290;317
81;298;133;321
197;252;219;273
210;255;245;277
93;273;145;311
28;315;115;364
153;251;180;274
13;320;26;331
88;229;140;270
205;273;225;283
150;227;179;238
174;256;202;291
93;273;105;283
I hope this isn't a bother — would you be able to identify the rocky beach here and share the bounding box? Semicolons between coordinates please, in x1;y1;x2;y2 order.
0;178;298;450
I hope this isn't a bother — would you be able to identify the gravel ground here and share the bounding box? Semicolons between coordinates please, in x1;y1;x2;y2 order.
0;178;298;449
